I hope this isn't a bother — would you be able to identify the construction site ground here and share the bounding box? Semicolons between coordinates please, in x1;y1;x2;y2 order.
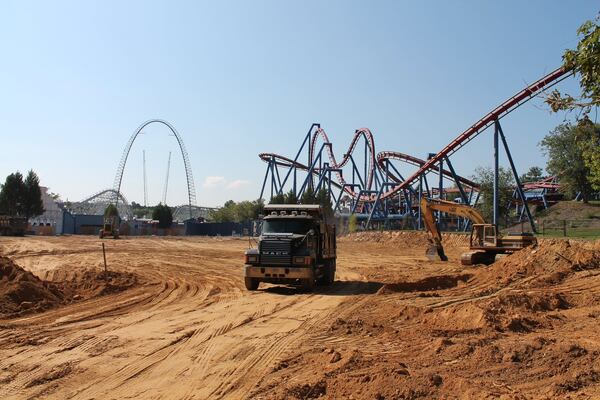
1;233;600;399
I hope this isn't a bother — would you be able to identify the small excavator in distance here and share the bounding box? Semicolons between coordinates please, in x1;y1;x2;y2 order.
420;197;537;265
99;216;120;239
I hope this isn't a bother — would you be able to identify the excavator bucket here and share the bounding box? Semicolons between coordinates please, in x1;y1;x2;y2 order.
425;240;448;261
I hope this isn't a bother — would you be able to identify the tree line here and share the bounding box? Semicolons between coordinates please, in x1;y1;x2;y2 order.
210;186;334;223
0;170;44;219
107;202;174;229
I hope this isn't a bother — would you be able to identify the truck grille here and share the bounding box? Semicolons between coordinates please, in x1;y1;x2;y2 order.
260;239;292;265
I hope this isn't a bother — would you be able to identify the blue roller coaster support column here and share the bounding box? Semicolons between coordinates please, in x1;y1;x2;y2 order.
259;156;271;200
444;156;468;204
418;175;423;229
495;121;536;233
438;158;444;229
493;122;499;227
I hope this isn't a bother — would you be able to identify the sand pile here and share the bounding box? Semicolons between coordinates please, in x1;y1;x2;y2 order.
341;230;470;248
0;256;65;316
0;256;137;318
477;239;600;289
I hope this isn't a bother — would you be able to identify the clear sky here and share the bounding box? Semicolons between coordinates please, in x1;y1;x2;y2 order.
1;1;598;207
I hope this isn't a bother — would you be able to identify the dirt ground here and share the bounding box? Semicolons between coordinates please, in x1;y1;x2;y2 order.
1;233;599;399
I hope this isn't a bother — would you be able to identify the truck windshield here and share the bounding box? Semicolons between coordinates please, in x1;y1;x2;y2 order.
262;219;313;235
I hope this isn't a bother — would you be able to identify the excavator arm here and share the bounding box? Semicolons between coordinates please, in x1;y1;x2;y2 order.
419;197;486;261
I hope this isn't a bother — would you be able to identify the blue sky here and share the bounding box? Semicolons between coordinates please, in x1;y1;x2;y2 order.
0;1;597;207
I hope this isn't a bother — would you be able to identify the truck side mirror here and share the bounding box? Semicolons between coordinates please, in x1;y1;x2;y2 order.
308;229;315;236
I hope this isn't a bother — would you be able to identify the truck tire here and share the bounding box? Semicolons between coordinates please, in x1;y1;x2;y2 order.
301;278;315;292
244;277;259;291
327;260;336;285
318;261;335;286
317;264;328;286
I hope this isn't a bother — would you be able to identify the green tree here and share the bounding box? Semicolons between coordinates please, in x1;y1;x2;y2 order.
314;187;334;220
575;119;600;191
315;188;332;210
300;186;315;204
236;200;264;222
210;200;236;222
210;199;264;222
252;199;265;219
472;166;515;225
236;200;254;221
519;166;544;183
23;170;44;219
104;203;120;218
0;172;25;216
269;192;285;204
152;203;173;229
130;201;153;219
284;189;298;204
546;14;600;115
540;123;593;202
348;213;358;233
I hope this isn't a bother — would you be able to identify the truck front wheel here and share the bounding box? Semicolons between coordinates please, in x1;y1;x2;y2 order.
301;278;315;292
327;261;336;285
244;277;259;291
318;261;335;286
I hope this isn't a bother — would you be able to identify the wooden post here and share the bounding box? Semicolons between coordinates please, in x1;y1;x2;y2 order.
542;220;545;236
102;242;108;275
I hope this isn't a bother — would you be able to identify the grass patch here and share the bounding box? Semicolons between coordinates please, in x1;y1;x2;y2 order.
539;229;600;239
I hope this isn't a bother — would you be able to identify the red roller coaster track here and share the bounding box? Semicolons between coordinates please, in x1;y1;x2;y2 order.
260;65;572;204
378;66;572;199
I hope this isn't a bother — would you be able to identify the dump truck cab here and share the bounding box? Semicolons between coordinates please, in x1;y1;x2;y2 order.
243;204;336;291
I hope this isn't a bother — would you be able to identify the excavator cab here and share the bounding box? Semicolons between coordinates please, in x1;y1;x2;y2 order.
470;224;498;248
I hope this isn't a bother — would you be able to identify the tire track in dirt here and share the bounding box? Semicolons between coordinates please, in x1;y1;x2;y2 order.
0;236;375;399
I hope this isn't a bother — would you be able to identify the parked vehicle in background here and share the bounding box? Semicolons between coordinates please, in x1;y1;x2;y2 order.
0;215;27;236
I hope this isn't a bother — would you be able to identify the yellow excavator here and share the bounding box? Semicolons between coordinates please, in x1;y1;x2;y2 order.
420;197;537;265
99;216;120;239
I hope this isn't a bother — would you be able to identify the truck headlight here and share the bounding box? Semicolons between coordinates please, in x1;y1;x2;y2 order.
245;255;258;264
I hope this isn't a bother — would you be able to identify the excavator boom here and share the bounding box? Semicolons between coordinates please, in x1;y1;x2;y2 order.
420;197;486;262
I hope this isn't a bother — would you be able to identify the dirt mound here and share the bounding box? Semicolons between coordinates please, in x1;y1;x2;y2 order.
0;256;137;318
0;256;64;316
253;238;600;399
341;230;471;248
477;239;600;290
50;269;138;299
379;273;472;294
